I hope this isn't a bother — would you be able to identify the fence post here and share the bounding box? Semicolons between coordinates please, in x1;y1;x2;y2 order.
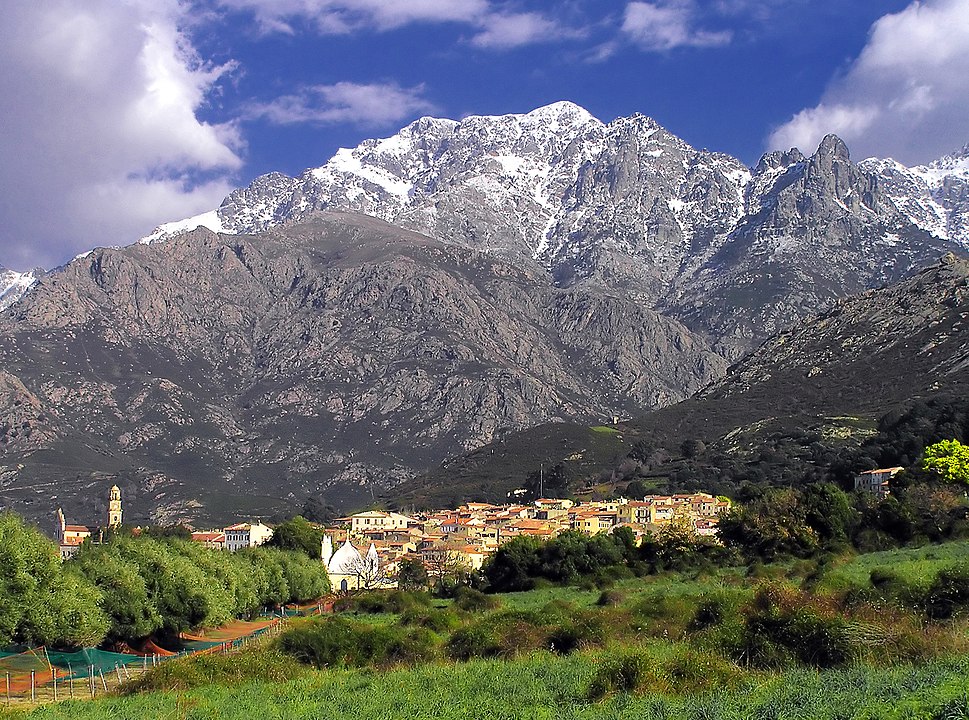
52;670;57;702
68;664;74;700
99;670;107;693
5;672;8;705
30;670;35;703
89;667;95;698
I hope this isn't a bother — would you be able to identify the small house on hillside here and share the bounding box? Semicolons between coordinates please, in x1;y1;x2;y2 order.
854;467;903;498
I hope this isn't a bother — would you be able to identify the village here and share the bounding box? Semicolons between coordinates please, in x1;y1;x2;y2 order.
53;486;729;591
54;466;907;592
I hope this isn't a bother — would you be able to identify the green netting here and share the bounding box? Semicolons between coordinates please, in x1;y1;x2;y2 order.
181;618;277;642
0;647;51;673
45;648;154;679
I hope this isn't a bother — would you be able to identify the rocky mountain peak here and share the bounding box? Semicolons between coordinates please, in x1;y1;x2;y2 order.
815;133;851;162
754;148;806;174
125;104;966;356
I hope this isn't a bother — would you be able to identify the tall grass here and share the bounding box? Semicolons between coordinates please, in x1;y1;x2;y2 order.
6;651;969;720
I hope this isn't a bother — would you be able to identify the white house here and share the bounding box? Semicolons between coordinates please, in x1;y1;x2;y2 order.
224;521;274;551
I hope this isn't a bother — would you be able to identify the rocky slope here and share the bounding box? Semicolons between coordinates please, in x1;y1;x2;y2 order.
1;102;967;523
399;253;969;507
145;102;962;353
0;213;725;526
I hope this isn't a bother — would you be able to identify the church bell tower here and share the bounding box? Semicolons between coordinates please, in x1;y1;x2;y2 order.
108;485;123;527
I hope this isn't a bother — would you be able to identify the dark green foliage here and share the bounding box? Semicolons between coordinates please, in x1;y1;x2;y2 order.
452;586;500;612
142;524;193;540
301;495;338;525
587;651;650;699
333;589;430;615
481;536;542;592
396;557;429;591
398;606;462;633
925;565;969;620
280;616;440;668
266;516;323;559
122;647;306;693
0;512;108;648
722;585;853;669
521;463;569;500
69;534;329;643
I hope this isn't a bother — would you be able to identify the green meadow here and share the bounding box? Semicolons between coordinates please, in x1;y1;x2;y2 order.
6;542;969;719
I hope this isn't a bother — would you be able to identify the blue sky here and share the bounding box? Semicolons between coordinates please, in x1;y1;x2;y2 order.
1;0;968;270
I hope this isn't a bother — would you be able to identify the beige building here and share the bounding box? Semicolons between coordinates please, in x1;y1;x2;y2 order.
349;510;417;534
191;531;227;550
54;508;91;560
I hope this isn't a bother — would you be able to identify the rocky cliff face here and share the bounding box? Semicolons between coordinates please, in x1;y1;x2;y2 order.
0;213;725;525
397;253;969;509
2;102;967;523
145;102;963;355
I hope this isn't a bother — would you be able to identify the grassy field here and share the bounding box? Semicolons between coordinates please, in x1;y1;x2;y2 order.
5;541;969;719
819;541;969;593
3;650;969;720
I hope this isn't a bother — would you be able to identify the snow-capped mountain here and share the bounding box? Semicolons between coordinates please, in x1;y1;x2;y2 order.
144;101;963;351
860;145;969;246
0;266;38;311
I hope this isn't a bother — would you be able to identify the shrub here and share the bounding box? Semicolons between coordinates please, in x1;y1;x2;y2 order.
446;623;502;661
547;611;606;654
925;565;969;620
658;647;744;695
453;586;500;612
587;651;650;699
279;616;441;668
596;589;624;607
123;647;305;693
722;586;854;669
334;590;430;615
398;607;462;633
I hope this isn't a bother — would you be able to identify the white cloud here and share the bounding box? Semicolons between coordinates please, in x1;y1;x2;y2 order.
248;82;437;127
621;1;732;51
470;12;582;49
0;0;242;270
216;0;583;51
769;0;969;164
215;0;488;34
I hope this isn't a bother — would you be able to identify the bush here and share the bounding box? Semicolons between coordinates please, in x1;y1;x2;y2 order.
123;647;305;693
279;616;441;668
446;623;503;661
596;589;624;607
925;565;969;620
587;651;650;699
398;607;462;633
722;585;854;669
334;590;430;615
453;586;500;612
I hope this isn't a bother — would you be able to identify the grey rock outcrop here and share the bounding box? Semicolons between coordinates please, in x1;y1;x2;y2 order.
0;213;725;525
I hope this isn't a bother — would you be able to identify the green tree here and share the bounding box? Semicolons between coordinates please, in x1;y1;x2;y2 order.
396;558;429;591
267;516;324;560
0;512;108;647
70;544;161;642
922;439;969;485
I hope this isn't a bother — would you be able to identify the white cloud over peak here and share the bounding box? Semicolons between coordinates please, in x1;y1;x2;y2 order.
470;12;582;49
0;0;241;269
215;0;582;51
769;0;969;164
247;82;437;127
621;1;732;51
